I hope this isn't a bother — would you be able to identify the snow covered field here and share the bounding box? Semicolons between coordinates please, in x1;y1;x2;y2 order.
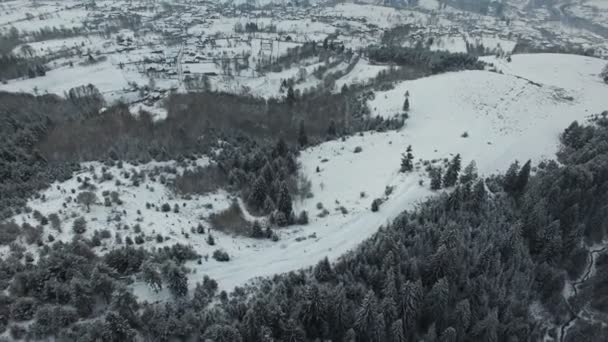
5;53;607;301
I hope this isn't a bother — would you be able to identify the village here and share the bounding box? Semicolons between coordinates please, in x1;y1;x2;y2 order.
0;0;607;119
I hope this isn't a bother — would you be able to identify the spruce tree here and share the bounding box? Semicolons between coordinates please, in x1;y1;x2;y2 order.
443;154;461;187
142;262;163;293
275;137;288;158
277;181;293;218
430;167;443;190
459;160;478;184
327;119;337;137
355;290;378;340
286;85;296;106
249;176;267;209
251;220;264;238
298;120;308;147
162;262;188;298
514;159;531;193
313;257;333;282
391;319;406;342
403;97;410;112
400;145;414;172
503;161;520;193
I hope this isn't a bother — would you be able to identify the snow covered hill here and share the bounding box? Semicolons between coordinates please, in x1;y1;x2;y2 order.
5;53;607;301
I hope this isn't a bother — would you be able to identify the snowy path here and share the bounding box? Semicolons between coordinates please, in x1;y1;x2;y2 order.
559;244;608;342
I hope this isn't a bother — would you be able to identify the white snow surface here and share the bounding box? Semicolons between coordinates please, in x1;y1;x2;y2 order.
4;53;608;300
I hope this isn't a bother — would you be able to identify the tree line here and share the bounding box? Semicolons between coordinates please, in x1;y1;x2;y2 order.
2;112;608;340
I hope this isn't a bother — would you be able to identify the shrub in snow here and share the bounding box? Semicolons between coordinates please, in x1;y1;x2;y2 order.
48;213;61;232
206;235;215;246
354;146;363;153
251;221;265;238
135;235;145;245
275;211;288;227
72;217;87;234
212;249;230;262
197;224;205;234
371;198;383;212
110;191;122;205
100;229;112;239
297;211;309;225
161;203;171;212
317;209;330;218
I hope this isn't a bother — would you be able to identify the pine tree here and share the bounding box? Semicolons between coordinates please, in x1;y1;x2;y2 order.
341;84;349;94
425;278;449;328
282;319;306;342
275;138;288;157
248;176;267;209
403;97;410;112
343;329;357;342
162;261;188;298
103;312;136;341
110;286;139;322
313;257;333;282
263;196;275;213
299;285;326;338
251;220;264;238
430;167;442;190
454;299;471;334
69;278;94;317
472;308;498;342
286;86;296;106
503;161;520;193
400;145;414;172
459;160;478;184
443;154;461;187
277;181;293;217
298;120;308;147
142;262;163;292
514;159;531;193
261;161;274;184
401;280;423;335
328;119;337;137
440;327;457;342
355;290;378;341
390;319;406;342
91;265;114;304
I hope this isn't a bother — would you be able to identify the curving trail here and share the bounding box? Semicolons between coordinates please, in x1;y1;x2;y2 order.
559;245;608;342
